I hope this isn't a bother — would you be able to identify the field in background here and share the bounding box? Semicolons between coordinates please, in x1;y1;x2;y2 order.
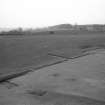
0;33;105;75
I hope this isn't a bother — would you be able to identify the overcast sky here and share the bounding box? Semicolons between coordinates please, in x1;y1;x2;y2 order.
0;0;105;28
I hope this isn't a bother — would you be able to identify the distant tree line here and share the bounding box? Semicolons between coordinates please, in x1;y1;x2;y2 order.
0;28;24;36
0;28;55;36
0;24;105;36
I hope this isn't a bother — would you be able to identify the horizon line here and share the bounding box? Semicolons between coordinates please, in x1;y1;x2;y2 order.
0;23;105;30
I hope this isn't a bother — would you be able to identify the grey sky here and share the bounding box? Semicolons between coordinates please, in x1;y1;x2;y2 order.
0;0;105;28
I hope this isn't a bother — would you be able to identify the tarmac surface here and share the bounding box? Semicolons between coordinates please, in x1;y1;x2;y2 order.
0;49;105;105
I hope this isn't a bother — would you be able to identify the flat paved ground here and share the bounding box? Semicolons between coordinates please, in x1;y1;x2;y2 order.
0;49;105;105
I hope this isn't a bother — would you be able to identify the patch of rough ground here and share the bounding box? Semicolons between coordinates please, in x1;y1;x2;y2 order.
0;84;105;105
